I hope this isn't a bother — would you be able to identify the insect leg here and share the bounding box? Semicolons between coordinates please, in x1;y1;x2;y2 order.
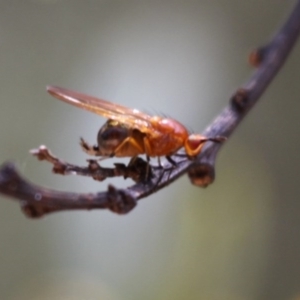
112;137;144;156
113;137;152;181
166;155;177;166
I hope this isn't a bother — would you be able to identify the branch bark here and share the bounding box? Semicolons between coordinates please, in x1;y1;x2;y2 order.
1;0;300;217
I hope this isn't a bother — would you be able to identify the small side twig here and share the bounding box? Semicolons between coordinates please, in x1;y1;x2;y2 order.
1;0;300;217
30;145;150;183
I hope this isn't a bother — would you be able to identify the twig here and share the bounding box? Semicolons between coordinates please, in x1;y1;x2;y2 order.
30;145;150;183
1;0;300;217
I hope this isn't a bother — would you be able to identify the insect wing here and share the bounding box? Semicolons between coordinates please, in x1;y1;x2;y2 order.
47;86;152;131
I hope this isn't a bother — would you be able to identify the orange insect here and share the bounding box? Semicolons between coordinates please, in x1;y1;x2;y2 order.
47;86;219;162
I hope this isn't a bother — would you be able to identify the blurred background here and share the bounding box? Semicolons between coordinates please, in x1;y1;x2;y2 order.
0;0;299;299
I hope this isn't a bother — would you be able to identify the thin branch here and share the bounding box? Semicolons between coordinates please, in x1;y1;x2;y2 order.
1;0;300;217
30;145;150;183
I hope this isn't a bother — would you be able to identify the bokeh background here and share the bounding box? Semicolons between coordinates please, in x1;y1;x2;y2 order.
0;0;299;299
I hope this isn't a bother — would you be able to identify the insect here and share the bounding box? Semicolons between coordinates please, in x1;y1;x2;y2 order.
47;86;220;167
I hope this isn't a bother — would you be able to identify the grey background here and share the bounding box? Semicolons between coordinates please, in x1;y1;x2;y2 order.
0;0;299;299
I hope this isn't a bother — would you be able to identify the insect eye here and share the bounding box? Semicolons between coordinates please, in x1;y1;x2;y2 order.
98;120;128;140
97;123;129;151
98;126;128;141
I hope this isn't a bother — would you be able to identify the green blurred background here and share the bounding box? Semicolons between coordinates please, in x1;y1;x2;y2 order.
0;0;300;299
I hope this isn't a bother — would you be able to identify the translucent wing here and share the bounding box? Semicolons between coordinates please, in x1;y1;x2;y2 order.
47;86;153;132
